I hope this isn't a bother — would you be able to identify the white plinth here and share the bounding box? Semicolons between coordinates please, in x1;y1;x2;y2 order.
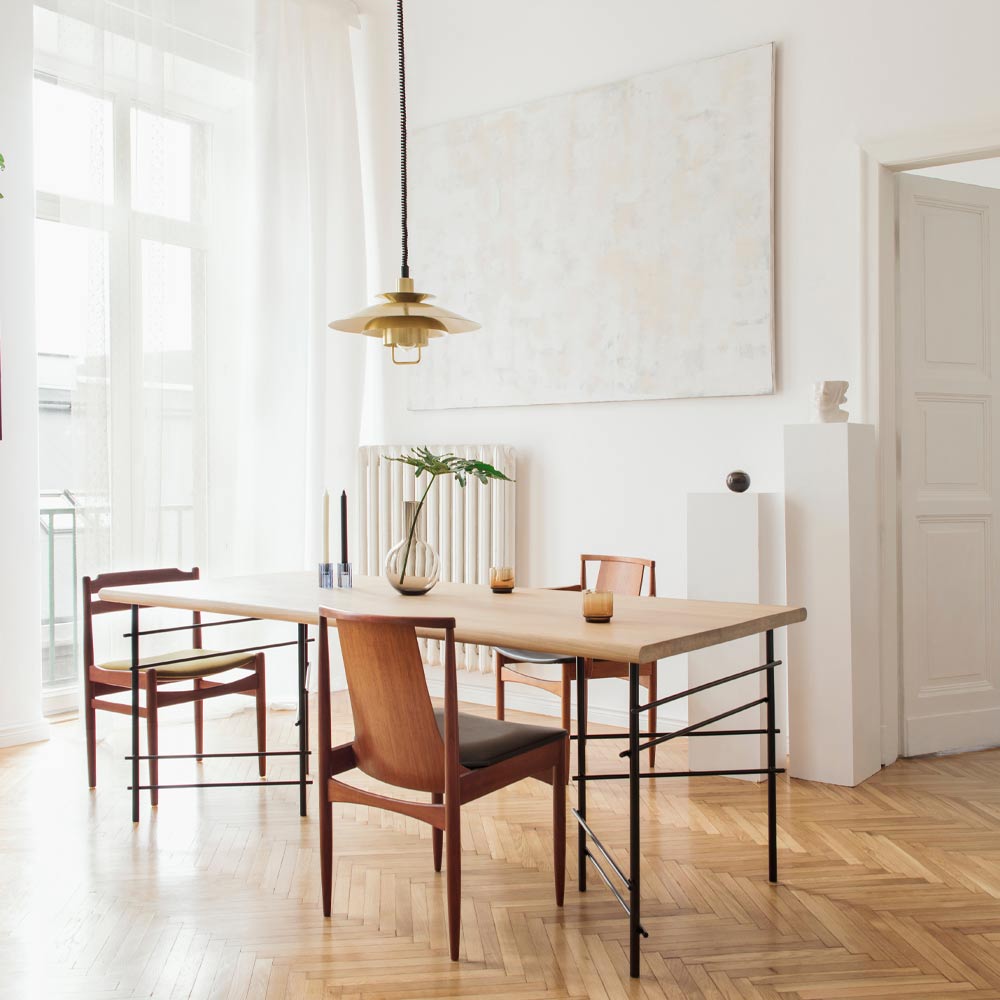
784;423;880;786
686;492;787;780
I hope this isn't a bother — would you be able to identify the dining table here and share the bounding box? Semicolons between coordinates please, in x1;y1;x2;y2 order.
100;570;807;978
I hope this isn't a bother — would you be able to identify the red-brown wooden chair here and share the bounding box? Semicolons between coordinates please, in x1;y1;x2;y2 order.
317;607;567;961
495;554;659;773
83;567;266;805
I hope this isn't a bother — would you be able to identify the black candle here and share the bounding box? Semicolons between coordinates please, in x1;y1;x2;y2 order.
340;490;348;564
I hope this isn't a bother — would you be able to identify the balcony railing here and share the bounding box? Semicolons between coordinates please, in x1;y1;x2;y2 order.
40;489;79;693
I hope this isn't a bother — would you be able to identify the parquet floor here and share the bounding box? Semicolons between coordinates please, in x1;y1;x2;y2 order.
4;698;1000;1000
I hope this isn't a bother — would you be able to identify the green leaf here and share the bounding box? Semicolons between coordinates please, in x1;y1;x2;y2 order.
386;448;514;488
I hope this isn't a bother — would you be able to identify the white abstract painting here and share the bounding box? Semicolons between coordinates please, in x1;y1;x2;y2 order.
406;43;775;410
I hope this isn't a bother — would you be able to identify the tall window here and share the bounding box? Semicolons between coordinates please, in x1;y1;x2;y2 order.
34;73;208;693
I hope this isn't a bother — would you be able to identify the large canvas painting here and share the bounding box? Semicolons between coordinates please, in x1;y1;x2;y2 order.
406;43;774;410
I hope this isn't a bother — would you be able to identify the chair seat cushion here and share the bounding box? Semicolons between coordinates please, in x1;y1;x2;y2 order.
494;645;575;665
98;648;257;679
433;709;566;769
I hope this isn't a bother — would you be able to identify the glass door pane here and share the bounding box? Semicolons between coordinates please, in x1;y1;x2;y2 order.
140;238;202;567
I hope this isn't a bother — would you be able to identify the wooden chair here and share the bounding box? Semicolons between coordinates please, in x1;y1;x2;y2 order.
83;567;267;805
317;607;567;961
495;554;658;771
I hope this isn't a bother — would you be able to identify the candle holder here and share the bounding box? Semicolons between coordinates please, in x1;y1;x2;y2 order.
582;589;614;623
337;562;353;589
318;562;335;589
489;566;515;594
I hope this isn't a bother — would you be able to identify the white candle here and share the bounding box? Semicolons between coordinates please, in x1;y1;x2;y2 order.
323;489;330;563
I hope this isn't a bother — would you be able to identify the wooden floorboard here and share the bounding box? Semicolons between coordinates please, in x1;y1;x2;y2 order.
4;693;1000;998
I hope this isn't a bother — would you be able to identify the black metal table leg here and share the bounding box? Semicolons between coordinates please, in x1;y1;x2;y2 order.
569;635;786;980
131;604;140;823
298;624;309;817
765;629;777;883
576;654;587;891
629;661;641;978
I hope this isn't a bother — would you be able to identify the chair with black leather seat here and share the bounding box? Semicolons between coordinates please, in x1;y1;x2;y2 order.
494;553;658;773
317;606;567;962
83;567;267;805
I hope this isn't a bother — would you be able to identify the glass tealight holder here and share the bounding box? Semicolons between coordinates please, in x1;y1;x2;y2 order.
336;562;353;588
490;566;515;594
318;562;335;589
582;589;613;623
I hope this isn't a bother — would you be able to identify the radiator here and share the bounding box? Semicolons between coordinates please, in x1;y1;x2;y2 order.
357;444;516;672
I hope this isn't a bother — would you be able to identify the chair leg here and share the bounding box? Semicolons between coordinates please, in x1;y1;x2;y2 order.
553;745;567;906
146;671;159;807
560;664;572;783
320;782;333;917
432;792;443;872
255;653;267;777
495;651;505;720
647;664;658;769
445;795;461;961
85;675;97;789
194;678;204;763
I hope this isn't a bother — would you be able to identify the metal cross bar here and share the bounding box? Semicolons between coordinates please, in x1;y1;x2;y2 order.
131;637;313;670
572;728;780;741
584;851;649;937
123;616;259;638
641;659;781;713
572;808;629;887
129;780;312;791
126;750;308;761
624;697;769;757
577;767;786;781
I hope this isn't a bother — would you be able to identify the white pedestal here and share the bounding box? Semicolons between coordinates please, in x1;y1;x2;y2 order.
784;423;880;786
686;492;787;780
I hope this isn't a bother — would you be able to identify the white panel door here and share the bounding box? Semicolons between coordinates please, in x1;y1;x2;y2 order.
898;173;1000;755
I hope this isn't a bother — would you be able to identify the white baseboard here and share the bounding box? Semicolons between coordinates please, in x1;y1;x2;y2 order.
423;665;685;731
43;685;80;718
0;719;50;749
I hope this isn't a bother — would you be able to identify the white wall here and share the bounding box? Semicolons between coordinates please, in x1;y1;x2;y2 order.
0;0;48;747
355;0;1000;722
910;155;1000;188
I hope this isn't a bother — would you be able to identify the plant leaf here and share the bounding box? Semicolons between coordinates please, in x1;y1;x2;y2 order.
387;448;514;488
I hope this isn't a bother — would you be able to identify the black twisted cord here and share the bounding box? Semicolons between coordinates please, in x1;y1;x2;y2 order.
397;0;409;278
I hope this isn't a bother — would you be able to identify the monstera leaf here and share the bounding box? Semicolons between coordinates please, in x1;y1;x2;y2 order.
385;448;513;586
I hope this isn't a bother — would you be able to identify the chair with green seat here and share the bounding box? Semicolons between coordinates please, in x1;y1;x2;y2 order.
82;567;266;805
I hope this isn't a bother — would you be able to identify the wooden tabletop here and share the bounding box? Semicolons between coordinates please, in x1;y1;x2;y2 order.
100;571;806;663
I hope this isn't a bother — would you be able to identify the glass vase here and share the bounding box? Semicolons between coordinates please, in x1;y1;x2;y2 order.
384;500;440;595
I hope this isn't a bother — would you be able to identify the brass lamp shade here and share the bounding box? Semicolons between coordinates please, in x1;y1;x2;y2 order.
329;276;480;365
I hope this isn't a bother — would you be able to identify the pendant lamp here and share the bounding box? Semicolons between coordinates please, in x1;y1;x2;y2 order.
328;0;479;365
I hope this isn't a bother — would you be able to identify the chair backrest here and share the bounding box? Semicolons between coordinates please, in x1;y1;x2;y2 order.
580;554;656;598
320;608;454;793
82;567;201;669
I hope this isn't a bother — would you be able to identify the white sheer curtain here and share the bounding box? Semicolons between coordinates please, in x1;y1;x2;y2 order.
230;0;367;576
34;0;368;695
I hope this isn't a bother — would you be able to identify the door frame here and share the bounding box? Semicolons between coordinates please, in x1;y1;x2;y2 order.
861;123;1000;765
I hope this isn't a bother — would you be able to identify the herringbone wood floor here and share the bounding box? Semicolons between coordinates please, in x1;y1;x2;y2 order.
4;696;1000;999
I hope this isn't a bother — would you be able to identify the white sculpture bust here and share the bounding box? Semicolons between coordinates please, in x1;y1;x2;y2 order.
811;380;849;423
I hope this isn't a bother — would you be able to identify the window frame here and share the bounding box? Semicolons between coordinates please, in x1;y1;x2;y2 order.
34;70;211;693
